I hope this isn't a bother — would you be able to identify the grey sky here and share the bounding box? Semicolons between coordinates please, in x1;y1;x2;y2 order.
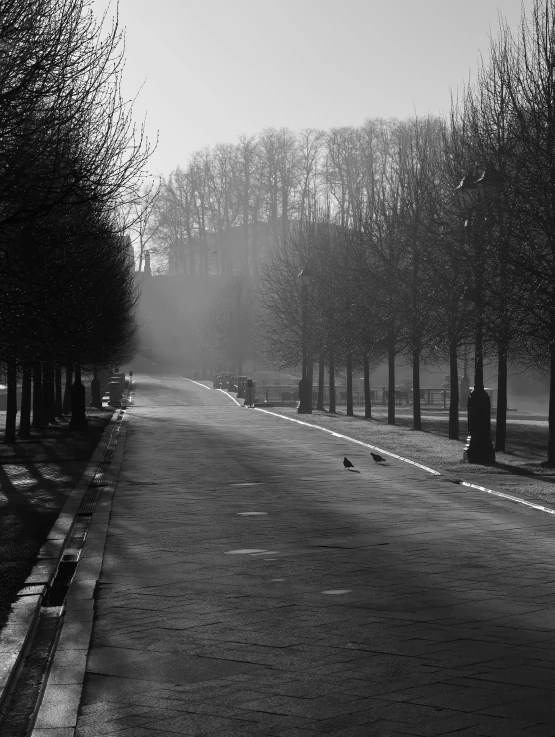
95;0;528;178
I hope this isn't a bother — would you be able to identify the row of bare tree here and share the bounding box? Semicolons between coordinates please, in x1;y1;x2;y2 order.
259;0;555;467
161;0;555;467
0;0;150;441
148;122;431;278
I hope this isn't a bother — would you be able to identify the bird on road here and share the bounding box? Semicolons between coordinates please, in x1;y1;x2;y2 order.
371;452;386;463
343;457;354;469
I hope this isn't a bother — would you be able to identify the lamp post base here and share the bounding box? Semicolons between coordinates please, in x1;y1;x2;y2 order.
464;387;495;464
297;377;312;414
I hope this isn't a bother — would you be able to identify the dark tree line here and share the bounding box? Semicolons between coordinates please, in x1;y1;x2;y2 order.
0;0;150;441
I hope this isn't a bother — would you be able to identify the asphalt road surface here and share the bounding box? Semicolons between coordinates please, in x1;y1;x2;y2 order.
72;374;555;737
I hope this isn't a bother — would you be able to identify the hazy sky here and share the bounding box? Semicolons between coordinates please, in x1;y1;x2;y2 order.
95;0;529;178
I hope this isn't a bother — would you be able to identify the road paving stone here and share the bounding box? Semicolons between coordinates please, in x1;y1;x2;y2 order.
63;375;555;736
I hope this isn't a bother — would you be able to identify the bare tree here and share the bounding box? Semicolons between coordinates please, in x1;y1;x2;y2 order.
124;180;161;272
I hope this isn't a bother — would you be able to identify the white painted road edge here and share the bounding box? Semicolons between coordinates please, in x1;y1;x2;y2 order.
220;389;242;406
255;409;555;520
254;407;442;476
184;377;212;391
460;481;555;517
183;378;243;406
181;378;555;520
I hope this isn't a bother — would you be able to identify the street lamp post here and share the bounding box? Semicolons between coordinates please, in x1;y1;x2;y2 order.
455;173;495;464
297;265;312;414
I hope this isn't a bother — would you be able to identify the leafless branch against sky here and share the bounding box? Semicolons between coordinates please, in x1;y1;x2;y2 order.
93;0;528;176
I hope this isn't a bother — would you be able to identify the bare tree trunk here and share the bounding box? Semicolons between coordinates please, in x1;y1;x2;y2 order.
91;367;102;409
547;341;555;467
50;378;56;422
32;362;44;429
317;354;325;411
346;353;354;416
364;354;372;419
62;366;73;414
5;363;17;443
308;360;314;410
449;341;459;441
252;214;260;273
412;348;421;431
495;343;508;452
243;188;249;268
42;362;56;424
329;351;336;413
387;331;395;425
55;366;63;418
70;362;88;431
19;364;32;437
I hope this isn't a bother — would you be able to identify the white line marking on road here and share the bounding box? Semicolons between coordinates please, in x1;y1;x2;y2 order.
252;551;279;555
460;482;555;516
322;590;352;595
182;380;555;520
254;409;555;520
182;377;212;390
218;389;241;405
181;378;242;405
254;408;441;476
237;512;268;516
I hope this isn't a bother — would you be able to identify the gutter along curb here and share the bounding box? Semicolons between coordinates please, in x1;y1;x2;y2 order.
0;389;131;722
30;409;129;735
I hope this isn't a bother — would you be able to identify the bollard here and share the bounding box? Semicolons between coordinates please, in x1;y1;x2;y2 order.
244;379;256;407
113;372;125;388
108;381;122;407
111;374;125;395
244;379;253;407
237;376;248;399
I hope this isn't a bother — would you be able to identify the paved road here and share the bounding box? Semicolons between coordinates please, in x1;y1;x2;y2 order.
74;375;555;736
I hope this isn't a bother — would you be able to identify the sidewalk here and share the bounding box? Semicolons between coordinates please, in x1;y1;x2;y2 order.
32;375;555;736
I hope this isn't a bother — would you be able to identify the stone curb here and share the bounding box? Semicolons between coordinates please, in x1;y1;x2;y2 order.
29;412;130;735
0;406;121;719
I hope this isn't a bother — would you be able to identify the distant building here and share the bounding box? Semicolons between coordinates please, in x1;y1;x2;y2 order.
134;251;228;370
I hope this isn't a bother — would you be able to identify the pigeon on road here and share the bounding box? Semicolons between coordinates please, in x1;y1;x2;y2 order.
371;453;386;463
343;457;354;469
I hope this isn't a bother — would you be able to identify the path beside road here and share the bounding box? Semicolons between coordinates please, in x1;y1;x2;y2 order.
34;375;555;736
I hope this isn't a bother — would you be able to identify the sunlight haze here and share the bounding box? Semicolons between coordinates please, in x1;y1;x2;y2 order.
95;0;529;177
